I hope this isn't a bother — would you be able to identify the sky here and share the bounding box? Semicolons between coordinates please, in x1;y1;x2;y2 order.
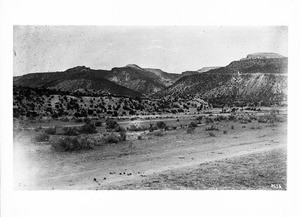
13;26;288;76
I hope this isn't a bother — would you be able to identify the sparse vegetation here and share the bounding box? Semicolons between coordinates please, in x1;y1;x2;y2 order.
106;119;119;131
51;137;94;152
63;126;79;136
33;133;50;142
78;123;97;134
156;121;167;129
208;132;216;137
45;126;57;135
206;125;219;131
187;127;195;134
104;133;121;143
188;121;198;128
153;130;165;137
95;121;102;127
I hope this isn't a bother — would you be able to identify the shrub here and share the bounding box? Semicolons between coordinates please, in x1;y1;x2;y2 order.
223;130;228;134
76;118;83;123
196;116;203;122
34;126;42;132
34;133;50;142
95;121;102;127
104;133;120;143
137;135;142;140
127;123;147;132
188;121;198;128
63;126;79;136
257;117;268;123
149;124;158;132
114;125;126;132
187;127;195;134
208;132;216;137
78;123;97;134
205;117;214;124
205;125;219;131
84;118;92;124
228;115;236;121
154;130;164;136
45;126;57;135
51;137;94;152
106;119;119;130
156;121;167;129
119;131;127;141
231;125;234;130
215;115;227;122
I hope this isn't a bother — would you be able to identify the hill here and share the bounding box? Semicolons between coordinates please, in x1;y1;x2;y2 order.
152;54;288;107
13;66;143;98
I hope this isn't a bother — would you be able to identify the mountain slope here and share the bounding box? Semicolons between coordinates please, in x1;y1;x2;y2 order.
13;66;143;98
104;65;181;95
152;54;288;107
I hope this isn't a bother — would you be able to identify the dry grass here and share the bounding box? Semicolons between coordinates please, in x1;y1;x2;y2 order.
104;148;287;190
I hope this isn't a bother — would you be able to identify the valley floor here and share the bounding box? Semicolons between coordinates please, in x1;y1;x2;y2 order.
13;112;287;190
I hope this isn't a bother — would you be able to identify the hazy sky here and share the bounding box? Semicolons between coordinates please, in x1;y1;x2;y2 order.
13;26;288;76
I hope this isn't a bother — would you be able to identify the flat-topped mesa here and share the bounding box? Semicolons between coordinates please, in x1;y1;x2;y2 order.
242;52;286;60
125;64;143;70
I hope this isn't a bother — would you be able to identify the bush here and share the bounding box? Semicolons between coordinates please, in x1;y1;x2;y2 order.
196;116;203;122
76;118;83;123
223;130;228;134
115;125;126;132
257;117;268;123
188;121;198;128
104;133;121;143
78;123;97;134
45;126;57;135
95;121;102;127
215;115;227;122
208;132;216;137
154;130;164;136
106;119;119;130
63;126;79;136
84;118;92;124
156;121;167;129
127;123;148;132
51;137;94;152
205;125;219;131
34;133;50;142
228;115;236;121
187;127;195;134
34;126;42;132
205;117;214;124
119;131;127;141
149;124;158;132
137;135;142;140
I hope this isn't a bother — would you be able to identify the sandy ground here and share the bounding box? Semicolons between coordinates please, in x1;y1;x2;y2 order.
14;114;287;190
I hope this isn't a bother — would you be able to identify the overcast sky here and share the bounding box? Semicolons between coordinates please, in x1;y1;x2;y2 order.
13;26;288;76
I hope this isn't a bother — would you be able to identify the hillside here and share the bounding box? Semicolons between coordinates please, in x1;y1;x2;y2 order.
152;54;288;107
13;66;143;98
105;65;181;95
13;86;209;119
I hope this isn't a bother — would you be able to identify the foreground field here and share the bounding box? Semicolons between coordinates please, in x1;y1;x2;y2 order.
14;110;287;190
